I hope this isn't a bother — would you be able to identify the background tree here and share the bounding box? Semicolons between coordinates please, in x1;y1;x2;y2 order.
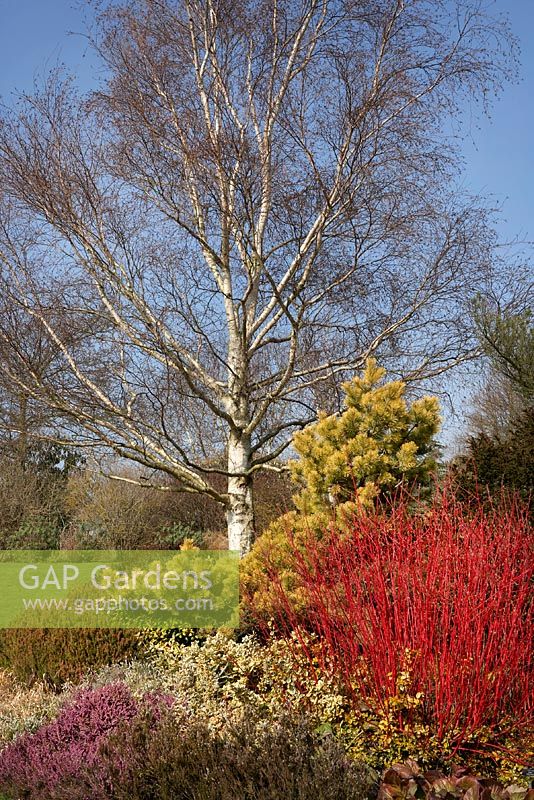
0;0;518;553
452;412;534;504
452;302;533;501
0;307;63;465
473;300;534;400
0;309;83;546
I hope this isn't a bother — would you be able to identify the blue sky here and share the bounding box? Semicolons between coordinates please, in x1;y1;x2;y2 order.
456;0;534;245
1;0;533;243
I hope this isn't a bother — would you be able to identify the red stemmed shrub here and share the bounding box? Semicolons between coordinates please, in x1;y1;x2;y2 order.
258;490;533;765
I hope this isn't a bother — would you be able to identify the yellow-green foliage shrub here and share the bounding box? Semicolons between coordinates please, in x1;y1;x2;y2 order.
291;359;440;515
139;628;347;731
241;509;338;623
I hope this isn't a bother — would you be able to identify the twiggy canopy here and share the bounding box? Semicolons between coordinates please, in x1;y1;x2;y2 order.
0;0;519;552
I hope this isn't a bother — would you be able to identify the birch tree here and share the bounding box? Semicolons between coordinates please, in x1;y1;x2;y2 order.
0;0;517;553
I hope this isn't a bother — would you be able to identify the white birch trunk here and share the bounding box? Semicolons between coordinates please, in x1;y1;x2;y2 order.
226;429;254;555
